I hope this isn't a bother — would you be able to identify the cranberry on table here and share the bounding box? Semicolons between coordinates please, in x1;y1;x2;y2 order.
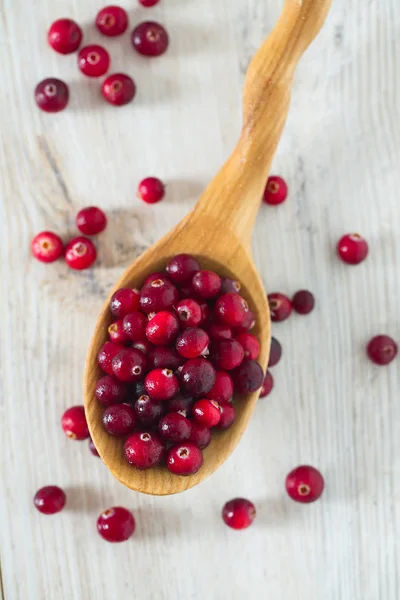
158;412;192;443
110;288;140;318
64;236;97;270
112;348;147;382
268;337;282;367
285;465;325;503
205;370;233;403
131;21;169;57
180;357;216;397
222;498;256;530
337;233;369;265
134;394;164;426
140;279;179;314
96;6;129;36
102;73;136;106
145;368;179;401
176;328;209;359
124;431;165;469
34;486;66;515
189;422;211;448
166;443;203;475
95;375;128;406
292;290;315;315
35;78;69;113
268;293;292;322
207;323;232;341
148;346;184;370
367;335;398;365
108;320;129;344
192;270;221;299
48;18;82;54
214;293;249;327
138;177;165;204
122;311;147;342
263;175;288;205
193;399;221;428
103;404;137;436
166;254;200;284
235;332;260;360
78;45;110;78
232;359;264;394
31;231;63;263
176;298;202;328
220;277;241;294
97;507;135;542
210;339;244;371
76;206;107;235
89;438;100;457
98;341;125;375
166;395;194;415
146;311;180;345
217;403;236;429
139;0;160;6
61;406;89;440
260;371;274;397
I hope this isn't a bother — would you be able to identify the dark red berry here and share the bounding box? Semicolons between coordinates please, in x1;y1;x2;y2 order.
217;403;236;429
139;0;160;6
97;507;135;542
176;328;209;359
110;288;140;318
214;293;249;327
95;375;128;406
133;380;146;398
180;358;216;397
89;438;100;456
64;236;97;270
232;359;264;393
98;341;125;375
48;18;82;54
158;412;192;443
148;346;185;370
132;339;153;355
96;6;129;36
210;339;244;371
199;302;211;325
268;337;282;367
140;279;179;314
78;45;110;77
286;465;324;503
145;368;179;401
260;371;274;397
165;395;194;415
235;332;260;360
144;272;171;286
108;320;129;344
112;348;147;382
146;311;180;345
193;399;220;428
134;394;164;426
205;369;233;403
34;486;66;515
268;293;292;322
166;443;203;475
102;404;137;436
131;21;169;57
207;323;232;341
35;78;69;113
31;231;63;263
76;206;107;235
263;175;288;205
292;290;315;315
220;277;241;294
337;233;368;265
122;312;147;342
222;498;256;529
124;431;165;469
166;254;201;284
192;270;221;299
175;298;202;328
367;335;398;366
61;406;89;440
138;177;165;203
102;73;136;106
188;422;211;448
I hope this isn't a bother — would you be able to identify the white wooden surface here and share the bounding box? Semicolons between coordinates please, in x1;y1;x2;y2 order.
1;0;399;598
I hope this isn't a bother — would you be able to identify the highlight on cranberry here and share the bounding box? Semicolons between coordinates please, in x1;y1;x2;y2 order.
94;255;264;476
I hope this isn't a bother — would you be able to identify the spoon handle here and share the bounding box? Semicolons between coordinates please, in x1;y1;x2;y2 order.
192;0;332;250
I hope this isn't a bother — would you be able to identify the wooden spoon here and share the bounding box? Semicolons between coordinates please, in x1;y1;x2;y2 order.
84;0;332;495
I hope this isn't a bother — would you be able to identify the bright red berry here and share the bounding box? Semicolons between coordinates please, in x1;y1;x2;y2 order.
131;21;169;57
78;45;110;77
292;290;315;315
146;311;180;345
180;358;216;397
61;406;89;440
98;341;125;375
286;465;324;503
111;288;140;318
97;507;135;542
263;175;288;205
337;233;368;265
95;375;129;406
217;403;236;429
193;399;220;428
31;231;63;263
124;431;165;469
122;311;147;342
176;298;202;328
158;412;192;443
48;19;82;54
214;293;249;327
34;486;66;514
166;443;203;475
112;348;147;382
367;335;398;366
134;394;164;426
64;236;97;270
166;254;200;284
235;332;260;360
192;270;221;299
140;279;179;314
188;422;211;448
205;370;233;403
96;6;129;36
76;206;107;235
108;320;129;344
102;73;136;106
176;328;209;359
268;293;292;322
232;360;264;393
102;404;137;436
138;177;165;203
210;339;244;370
35;78;69;113
222;498;256;529
268;337;282;367
260;371;274;397
139;0;160;6
145;368;179;401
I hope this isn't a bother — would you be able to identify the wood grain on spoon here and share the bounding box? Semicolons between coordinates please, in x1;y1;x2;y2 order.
84;0;332;495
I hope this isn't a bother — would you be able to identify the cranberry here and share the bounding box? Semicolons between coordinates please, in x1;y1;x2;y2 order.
35;78;69;113
176;328;209;359
34;486;66;515
235;332;260;360
367;335;398;366
98;341;125;375
138;177;165;203
167;254;201;284
48;18;82;54
337;233;368;264
146;311;180;345
76;206;107;235
166;395;194;415
180;358;216;397
148;346;185;370
292;290;315;315
145;368;179;401
260;371;274;397
134;394;164;426
205;370;233;403
108;320;129;344
222;498;256;529
111;288;140;318
102;73;136;106
31;231;63;263
144;272;171;286
96;6;128;36
78;45;110;78
207;323;232;341
193;399;220;427
61;406;89;440
89;438;100;456
268;293;292;322
139;0;160;6
238;308;256;332
220;277;241;294
95;375;128;406
64;236;97;270
210;339;244;370
217;403;236;429
263;175;288;205
176;298;202;328
188;422;211;448
268;337;282;367
192;270;221;299
124;431;165;468
158;412;192;443
232;360;264;393
121;312;146;343
131;21;169;57
102;404;137;436
112;348;147;382
97;507;135;542
132;340;153;355
214;293;248;327
140;279;179;314
166;443;203;475
286;465;324;503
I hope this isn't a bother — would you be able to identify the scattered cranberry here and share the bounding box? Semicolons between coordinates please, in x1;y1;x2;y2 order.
110;288;140;318
61;406;89;440
337;233;369;265
34;486;66;515
112;348;148;382
124;431;165;469
167;254;200;284
210;339;244;371
220;277;241;294
263;175;288;205
138;177;165;204
367;335;398;366
176;328;209;359
35;78;69;113
148;346;184;370
96;6;129;36
217;403;236;429
64;236;97;270
139;0;160;6
76;206;107;235
108;320;129;344
180;358;216;397
95;375;128;406
97;507;135;542
292;290;315;315
222;498;256;529
145;368;179;401
205;370;233;403
268;293;292;322
134;394;164;426
214;293;249;327
232;360;264;393
89;438;100;456
122;311;147;342
192;270;221;299
102;73;136;106
268;337;282;367
207;323;232;341
146;311;180;345
140;279;179;314
193;399;220;428
103;404;137;436
78;45;110;77
31;231;63;263
176;298;202;328
166;443;203;475
98;341;125;375
131;21;169;57
286;465;324;503
260;371;274;397
48;18;82;54
235;332;260;360
158;412;192;443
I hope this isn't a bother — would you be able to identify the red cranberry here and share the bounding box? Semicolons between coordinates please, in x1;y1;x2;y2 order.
95;375;128;406
217;403;236;429
61;406;89;440
222;498;256;529
260;371;274;397
210;339;244;370
166;443;203;475
34;486;66;514
35;78;69;113
76;206;107;235
108;320;129;344
268;337;282;367
176;328;209;359
97;507;135;542
89;438;100;456
207;323;232;341
188;422;211;448
180;358;216;397
64;236;97;270
175;298;202;328
367;335;398;366
235;332;260;360
145;368;179;401
102;404;137;436
96;6;128;36
166;395;194;415
192;270;221;299
337;233;368;265
158;412;192;443
111;288;140;318
214;293;249;327
139;0;160;5
144;272;171;286
112;348;147;382
138;177;165;203
102;73;136;106
148;346;185;370
131;21;169;57
146;311;180;345
234;309;256;335
132;340;153;355
232;359;264;393
167;254;200;284
124;431;165;468
98;341;125;375
205;370;233;403
286;465;324;503
78;45;110;77
134;394;164;426
48;18;82;54
292;290;315;315
263;175;288;205
268;293;292;322
140;279;179;314
220;277;241;294
31;231;63;263
193;399;220;427
122;312;147;342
